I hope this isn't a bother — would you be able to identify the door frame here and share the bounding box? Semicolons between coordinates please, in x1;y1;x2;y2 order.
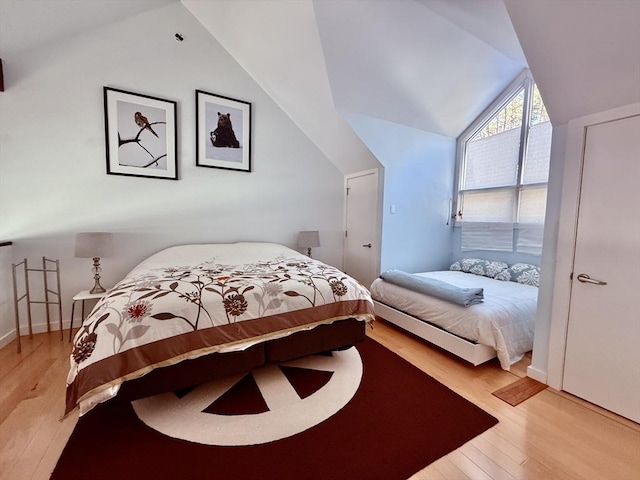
343;168;384;285
546;102;640;390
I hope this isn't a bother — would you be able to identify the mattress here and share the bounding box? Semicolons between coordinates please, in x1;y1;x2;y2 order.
370;270;537;369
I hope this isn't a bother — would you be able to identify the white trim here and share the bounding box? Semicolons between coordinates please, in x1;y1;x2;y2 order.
526;364;547;384
0;319;73;351
0;330;16;350
546;102;640;390
374;301;497;366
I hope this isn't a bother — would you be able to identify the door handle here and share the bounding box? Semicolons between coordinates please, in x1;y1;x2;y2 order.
362;243;372;248
576;273;607;285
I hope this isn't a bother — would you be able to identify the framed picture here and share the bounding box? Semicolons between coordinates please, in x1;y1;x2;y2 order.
196;90;251;172
104;87;178;180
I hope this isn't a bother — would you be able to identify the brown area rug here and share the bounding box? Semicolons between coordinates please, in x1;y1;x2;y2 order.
52;338;497;480
493;376;548;406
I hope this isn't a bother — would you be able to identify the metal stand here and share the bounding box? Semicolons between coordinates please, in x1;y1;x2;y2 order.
11;257;63;353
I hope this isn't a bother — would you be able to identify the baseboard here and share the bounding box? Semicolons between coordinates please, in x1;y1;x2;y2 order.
527;364;548;384
0;320;72;350
0;330;17;350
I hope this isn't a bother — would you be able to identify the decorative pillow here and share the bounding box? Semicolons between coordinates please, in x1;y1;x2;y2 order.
449;258;509;278
494;263;541;287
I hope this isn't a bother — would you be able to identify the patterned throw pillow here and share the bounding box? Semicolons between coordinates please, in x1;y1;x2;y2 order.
449;258;509;279
494;263;541;287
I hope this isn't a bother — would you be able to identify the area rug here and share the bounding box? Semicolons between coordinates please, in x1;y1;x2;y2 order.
52;338;497;480
492;376;548;406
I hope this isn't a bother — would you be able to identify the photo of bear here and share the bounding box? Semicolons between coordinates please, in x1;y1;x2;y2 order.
210;112;240;148
197;89;251;172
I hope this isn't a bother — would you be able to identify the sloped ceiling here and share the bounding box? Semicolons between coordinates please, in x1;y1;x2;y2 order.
2;0;638;174
181;0;381;175
418;0;525;64
182;0;526;173
313;0;525;137
505;0;640;125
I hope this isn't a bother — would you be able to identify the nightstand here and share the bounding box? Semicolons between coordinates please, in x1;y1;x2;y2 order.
69;290;108;342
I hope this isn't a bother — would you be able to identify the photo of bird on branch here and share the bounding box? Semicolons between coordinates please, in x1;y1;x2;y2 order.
104;87;177;180
116;101;167;169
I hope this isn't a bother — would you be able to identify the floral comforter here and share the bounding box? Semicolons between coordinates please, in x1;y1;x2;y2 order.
66;243;374;415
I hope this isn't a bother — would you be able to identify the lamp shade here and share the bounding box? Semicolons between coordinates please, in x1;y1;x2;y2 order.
74;232;114;258
297;230;320;248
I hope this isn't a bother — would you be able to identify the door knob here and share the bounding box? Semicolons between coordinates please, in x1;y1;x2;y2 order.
576;273;607;285
362;243;372;248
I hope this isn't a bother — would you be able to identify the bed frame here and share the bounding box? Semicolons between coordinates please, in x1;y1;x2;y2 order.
116;318;366;402
373;300;496;366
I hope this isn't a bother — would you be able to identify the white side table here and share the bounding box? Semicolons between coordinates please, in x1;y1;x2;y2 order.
69;290;108;342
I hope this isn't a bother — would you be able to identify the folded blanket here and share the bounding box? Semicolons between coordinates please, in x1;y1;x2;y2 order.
379;269;484;307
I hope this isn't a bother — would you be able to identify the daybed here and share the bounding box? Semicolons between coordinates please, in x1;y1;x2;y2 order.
370;259;539;370
66;242;375;415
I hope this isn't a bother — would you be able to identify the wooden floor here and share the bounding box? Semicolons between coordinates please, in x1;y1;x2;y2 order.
1;320;639;480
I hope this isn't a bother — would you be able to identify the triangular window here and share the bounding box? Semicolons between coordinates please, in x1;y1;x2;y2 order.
457;77;551;255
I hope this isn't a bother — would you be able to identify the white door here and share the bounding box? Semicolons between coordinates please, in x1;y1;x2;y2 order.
344;170;379;288
563;115;640;423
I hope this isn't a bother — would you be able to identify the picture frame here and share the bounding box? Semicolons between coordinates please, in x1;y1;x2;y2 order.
104;87;178;180
196;90;251;172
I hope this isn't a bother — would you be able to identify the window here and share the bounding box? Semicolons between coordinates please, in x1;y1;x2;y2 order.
455;75;551;254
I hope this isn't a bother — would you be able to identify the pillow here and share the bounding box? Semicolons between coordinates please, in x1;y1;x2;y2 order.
494;263;541;287
449;258;509;278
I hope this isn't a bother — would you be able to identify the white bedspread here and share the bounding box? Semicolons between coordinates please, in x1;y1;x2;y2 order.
370;271;537;369
66;242;374;415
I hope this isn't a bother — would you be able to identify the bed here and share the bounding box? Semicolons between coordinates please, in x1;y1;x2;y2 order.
66;242;375;415
370;260;539;370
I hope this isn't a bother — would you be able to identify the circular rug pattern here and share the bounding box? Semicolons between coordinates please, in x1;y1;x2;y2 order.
132;346;363;446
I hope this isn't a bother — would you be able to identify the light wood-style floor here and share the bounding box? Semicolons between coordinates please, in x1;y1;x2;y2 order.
1;320;639;480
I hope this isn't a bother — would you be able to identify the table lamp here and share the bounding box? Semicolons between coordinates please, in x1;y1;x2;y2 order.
74;232;114;294
297;230;320;258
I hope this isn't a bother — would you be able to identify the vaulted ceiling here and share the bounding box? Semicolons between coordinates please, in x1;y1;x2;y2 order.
179;0;529;173
313;0;525;137
1;0;638;174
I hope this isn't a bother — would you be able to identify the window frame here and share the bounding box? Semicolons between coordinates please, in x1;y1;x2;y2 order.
453;70;549;229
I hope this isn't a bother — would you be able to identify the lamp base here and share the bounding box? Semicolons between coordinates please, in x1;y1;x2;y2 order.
89;256;106;294
90;283;106;294
307;247;313;258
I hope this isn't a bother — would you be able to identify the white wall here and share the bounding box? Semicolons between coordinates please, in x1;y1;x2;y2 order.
344;114;456;273
0;245;16;348
0;3;345;344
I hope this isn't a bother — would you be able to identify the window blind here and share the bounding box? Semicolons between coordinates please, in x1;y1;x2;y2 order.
458;80;551;254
